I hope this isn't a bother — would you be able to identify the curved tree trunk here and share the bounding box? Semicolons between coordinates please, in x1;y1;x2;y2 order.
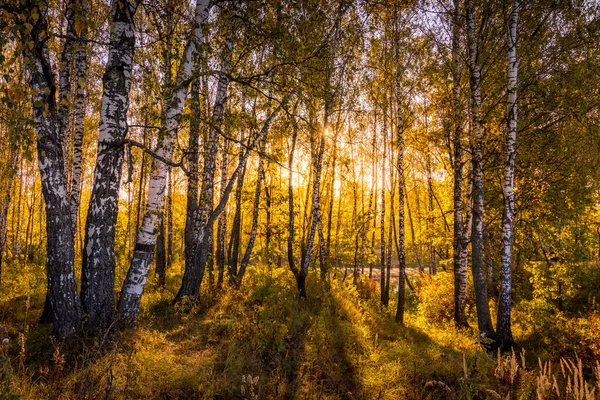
236;154;264;286
228;154;246;284
216;144;229;287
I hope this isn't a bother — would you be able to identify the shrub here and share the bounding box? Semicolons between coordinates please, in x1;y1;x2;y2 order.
416;272;475;325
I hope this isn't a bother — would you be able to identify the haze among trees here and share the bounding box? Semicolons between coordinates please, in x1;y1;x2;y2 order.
1;0;600;398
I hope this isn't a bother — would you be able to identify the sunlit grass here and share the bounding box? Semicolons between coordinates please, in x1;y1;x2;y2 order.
0;261;599;399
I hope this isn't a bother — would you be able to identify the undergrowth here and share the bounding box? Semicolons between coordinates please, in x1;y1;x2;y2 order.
0;261;599;399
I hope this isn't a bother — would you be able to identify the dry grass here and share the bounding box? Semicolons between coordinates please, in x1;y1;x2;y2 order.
0;263;598;399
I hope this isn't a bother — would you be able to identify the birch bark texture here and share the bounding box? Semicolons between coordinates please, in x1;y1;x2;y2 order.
497;0;519;352
119;0;211;324
81;0;141;332
393;8;406;324
451;0;470;329
466;0;496;343
69;0;88;237
177;100;283;301
185;78;201;288
298;127;326;298
176;19;234;302
25;3;83;339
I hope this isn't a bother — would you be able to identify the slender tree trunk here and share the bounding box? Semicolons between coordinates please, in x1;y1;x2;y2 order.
237;155;264;286
228;154;245;284
69;0;88;237
497;0;519;352
325;130;339;270
427;155;436;274
394;113;406;324
380;113;388;306
167;169;173;269
334;186;342;270
176;18;233;302
216;144;229;287
185;78;201;289
484;227;495;295
287;120;300;290
0;149;18;286
466;0;496;344
452;0;469;329
265;172;272;265
81;0;141;332
299;126;326;297
157;30;171;288
392;16;406;321
120;0;210;324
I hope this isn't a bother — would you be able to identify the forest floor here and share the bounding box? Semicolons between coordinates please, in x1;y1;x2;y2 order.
1;261;599;399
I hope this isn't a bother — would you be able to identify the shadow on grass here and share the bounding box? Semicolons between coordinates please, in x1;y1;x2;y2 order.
1;267;485;399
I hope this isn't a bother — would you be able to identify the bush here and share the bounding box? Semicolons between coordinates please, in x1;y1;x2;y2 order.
416;272;475;325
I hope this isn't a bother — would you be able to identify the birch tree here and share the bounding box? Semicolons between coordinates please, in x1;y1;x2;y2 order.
67;0;87;236
466;0;496;344
119;0;211;324
393;6;406;324
497;0;519;352
81;0;141;332
23;0;83;338
235;151;265;287
176;17;234;302
451;0;469;329
185;78;201;288
177;99;284;301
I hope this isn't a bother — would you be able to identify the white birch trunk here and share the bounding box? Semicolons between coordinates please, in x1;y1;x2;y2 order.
119;0;211;324
467;0;496;344
451;0;469;328
176;18;233;302
26;6;82;338
497;0;519;351
81;0;141;333
69;0;88;236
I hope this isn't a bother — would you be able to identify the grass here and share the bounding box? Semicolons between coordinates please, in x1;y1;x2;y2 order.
0;260;599;399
